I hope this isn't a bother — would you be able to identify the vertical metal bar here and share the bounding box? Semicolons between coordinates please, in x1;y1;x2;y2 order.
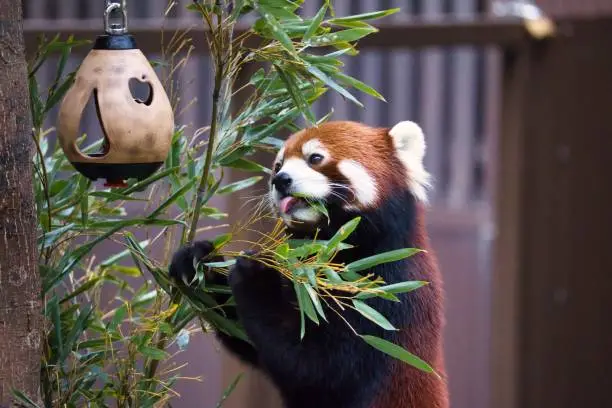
420;0;445;202
57;0;77;19
360;0;383;126
447;0;478;209
329;0;350;121
27;0;46;19
388;0;415;126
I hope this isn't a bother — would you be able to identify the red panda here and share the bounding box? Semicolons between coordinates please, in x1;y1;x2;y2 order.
170;120;448;408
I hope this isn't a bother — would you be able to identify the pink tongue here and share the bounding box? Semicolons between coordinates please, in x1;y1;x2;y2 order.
279;196;298;214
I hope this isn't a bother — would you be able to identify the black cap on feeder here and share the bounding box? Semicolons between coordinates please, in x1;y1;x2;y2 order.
57;0;174;188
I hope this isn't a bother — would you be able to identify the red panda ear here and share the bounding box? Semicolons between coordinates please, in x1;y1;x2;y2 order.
388;121;432;202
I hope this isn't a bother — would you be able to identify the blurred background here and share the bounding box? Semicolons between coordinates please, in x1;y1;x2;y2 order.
22;1;612;407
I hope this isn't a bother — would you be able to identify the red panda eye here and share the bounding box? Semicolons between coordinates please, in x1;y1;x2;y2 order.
308;153;324;165
274;162;282;173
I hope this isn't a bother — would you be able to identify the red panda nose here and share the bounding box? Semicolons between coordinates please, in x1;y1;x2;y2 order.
272;172;293;195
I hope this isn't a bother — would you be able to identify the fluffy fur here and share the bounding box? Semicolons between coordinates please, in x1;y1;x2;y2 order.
169;120;448;408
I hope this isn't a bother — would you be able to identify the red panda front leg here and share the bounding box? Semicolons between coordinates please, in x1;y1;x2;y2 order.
169;241;259;366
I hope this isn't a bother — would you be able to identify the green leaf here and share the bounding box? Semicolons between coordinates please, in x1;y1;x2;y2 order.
39;223;75;249
306;27;377;46
204;260;236;269
303;4;327;42
275;66;316;124
60;277;101;304
304;283;327;321
275;243;290;258
213;233;233;249
322;267;344;284
139;345;169;360
257;5;298;57
352;299;396;331
305;63;363;107
223;158;272;174
361;335;438;374
356;281;429;300
100;240;149;267
119;166;179;194
202;206;228;220
216;373;244;408
327;9;400;24
217;176;262;195
62;305;94;360
108;303;128;331
294;282;318;337
89;191;147;201
47;296;63;359
335;72;386;102
319;217;361;261
80;193;89;225
45;225;126;293
230;0;246;21
11;389;41;408
345;248;423;273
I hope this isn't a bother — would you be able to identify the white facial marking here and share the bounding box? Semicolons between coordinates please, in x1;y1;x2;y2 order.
337;159;378;208
301;138;329;160
274;146;285;166
279;158;330;198
388;121;432;203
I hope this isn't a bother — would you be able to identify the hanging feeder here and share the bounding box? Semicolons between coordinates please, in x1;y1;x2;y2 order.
57;0;174;188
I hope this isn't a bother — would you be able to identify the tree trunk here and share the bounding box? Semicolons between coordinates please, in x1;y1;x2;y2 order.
0;2;42;406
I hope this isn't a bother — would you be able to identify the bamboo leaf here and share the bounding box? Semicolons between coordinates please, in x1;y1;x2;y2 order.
304;63;362;107
275;66;316;124
345;248;423;273
352;300;396;331
204;260;236;269
327;9;400;24
62;305;94;360
303;4;327;42
216;373;244;408
217;176;262;195
257;5;298;57
356;281;429;300
361;335;438;375
119;166;179;194
295;282;319;335
304;283;327;321
60;277;101;304
335;72;386;102
11;390;41;408
138;346;169;360
89;191;147;201
223;158;272;174
319;217;361;261
306;27;377;46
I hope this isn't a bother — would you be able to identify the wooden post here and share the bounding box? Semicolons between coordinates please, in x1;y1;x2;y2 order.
0;1;42;405
492;17;612;408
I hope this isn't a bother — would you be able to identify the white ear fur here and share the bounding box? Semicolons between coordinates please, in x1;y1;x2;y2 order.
388;121;432;203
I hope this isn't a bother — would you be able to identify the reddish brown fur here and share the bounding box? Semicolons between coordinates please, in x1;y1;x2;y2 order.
372;204;448;408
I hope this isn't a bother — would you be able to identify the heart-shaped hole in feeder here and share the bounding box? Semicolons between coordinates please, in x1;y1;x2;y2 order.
129;76;153;106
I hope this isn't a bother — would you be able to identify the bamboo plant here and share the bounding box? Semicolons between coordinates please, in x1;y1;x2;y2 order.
16;1;436;407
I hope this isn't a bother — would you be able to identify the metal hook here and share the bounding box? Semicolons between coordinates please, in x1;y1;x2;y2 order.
104;0;128;35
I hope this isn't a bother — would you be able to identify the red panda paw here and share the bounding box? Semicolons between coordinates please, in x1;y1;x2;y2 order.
229;250;277;288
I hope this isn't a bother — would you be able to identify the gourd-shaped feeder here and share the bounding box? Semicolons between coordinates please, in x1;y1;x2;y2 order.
57;0;174;187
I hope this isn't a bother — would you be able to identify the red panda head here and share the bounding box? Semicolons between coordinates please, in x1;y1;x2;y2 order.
270;120;431;227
